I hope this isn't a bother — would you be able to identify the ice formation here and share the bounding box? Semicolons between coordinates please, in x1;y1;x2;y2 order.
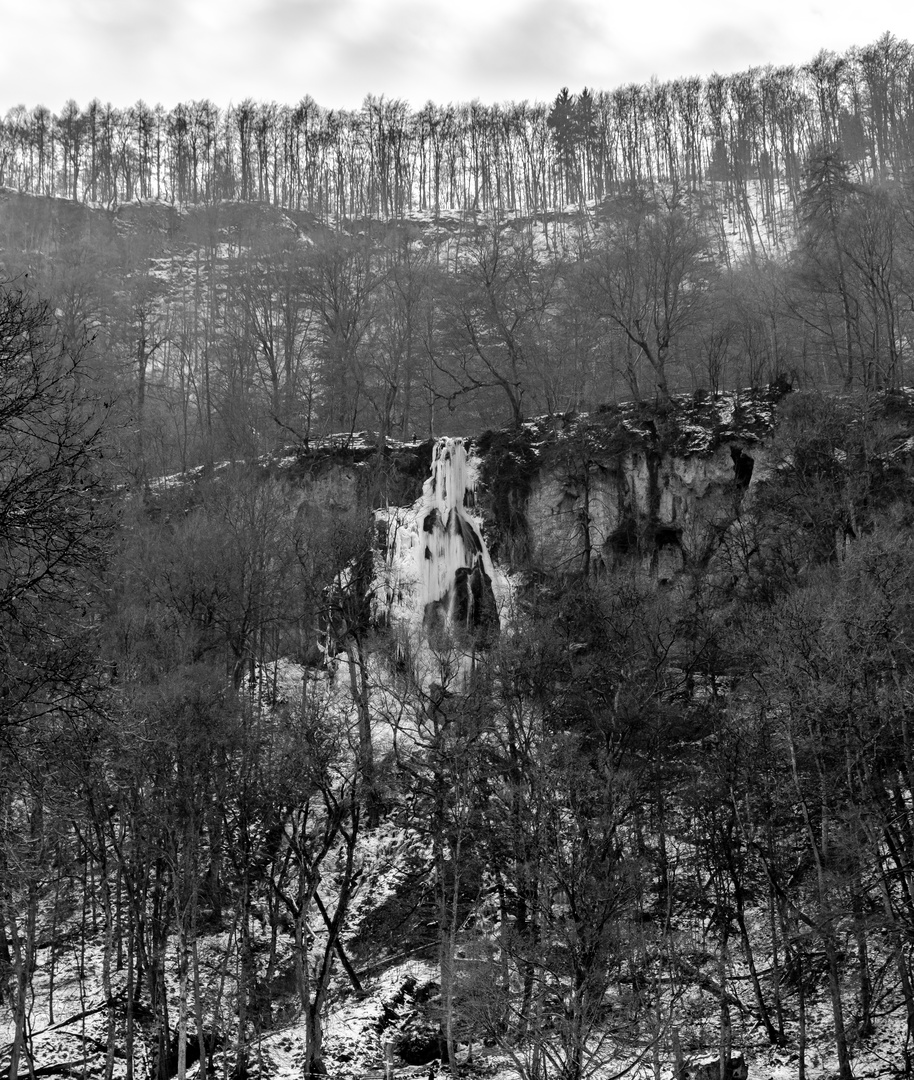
419;437;499;637
376;437;499;644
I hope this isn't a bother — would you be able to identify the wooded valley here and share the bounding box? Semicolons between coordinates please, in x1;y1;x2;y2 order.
4;34;914;1080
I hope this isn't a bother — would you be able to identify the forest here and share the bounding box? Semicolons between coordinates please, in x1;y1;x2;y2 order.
5;30;914;1080
1;33;913;229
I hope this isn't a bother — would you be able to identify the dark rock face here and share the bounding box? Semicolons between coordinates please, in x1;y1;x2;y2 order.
731;446;755;488
450;564;499;642
474;426;540;563
394;1026;445;1066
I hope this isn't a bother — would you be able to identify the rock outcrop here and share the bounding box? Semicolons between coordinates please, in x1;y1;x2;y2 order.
472;388;784;581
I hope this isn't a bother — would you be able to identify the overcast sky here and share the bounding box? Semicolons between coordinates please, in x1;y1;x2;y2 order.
1;0;910;112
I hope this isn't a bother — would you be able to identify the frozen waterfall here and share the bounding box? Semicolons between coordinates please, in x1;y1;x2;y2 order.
376;437;500;645
419;437;499;639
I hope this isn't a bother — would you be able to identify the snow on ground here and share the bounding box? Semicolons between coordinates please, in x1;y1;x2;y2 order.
0;828;439;1079
5;661;914;1080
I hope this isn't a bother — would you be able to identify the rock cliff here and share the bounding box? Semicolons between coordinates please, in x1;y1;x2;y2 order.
190;384;914;600
470;387;784;581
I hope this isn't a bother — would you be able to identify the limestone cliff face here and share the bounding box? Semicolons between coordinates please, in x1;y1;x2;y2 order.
472;389;783;581
247;390;785;587
523;440;769;581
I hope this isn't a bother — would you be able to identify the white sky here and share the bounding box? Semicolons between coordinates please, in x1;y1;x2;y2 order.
1;0;910;112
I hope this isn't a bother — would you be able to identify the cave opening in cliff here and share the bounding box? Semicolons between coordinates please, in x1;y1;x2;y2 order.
731;446;755;488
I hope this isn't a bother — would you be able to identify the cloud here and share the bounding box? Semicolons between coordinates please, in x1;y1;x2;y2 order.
671;21;783;76
252;0;339;37
327;3;444;104
0;0;908;112
455;0;615;100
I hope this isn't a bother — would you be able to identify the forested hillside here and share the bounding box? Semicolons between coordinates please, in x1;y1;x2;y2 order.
4;36;914;482
5;32;914;1080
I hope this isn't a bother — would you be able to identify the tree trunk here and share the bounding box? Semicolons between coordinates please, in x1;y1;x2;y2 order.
346;636;378;826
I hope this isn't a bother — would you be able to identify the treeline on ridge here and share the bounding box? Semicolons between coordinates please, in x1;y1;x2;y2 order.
0;32;911;238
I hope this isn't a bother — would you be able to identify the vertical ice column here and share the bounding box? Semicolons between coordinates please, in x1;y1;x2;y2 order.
417;437;498;637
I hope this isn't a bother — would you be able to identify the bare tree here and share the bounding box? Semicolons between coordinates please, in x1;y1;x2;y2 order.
585;190;715;399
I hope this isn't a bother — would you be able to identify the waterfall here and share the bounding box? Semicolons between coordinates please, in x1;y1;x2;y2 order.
376;437;500;645
418;438;499;639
